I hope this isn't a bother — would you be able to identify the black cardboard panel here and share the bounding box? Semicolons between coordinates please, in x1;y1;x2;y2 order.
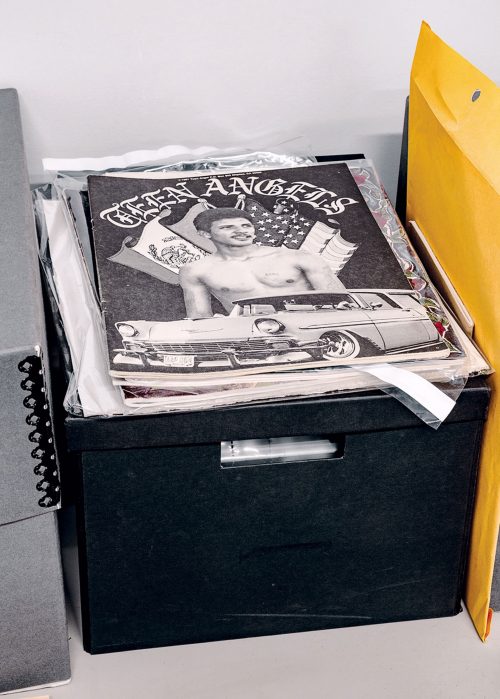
66;379;489;452
77;418;482;653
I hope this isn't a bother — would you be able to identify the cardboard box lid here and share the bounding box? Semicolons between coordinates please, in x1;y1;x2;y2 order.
65;377;490;453
0;89;61;524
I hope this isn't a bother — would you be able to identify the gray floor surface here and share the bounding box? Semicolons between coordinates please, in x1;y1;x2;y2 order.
14;602;500;699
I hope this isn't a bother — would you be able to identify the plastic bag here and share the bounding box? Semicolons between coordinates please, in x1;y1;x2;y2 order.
35;144;489;426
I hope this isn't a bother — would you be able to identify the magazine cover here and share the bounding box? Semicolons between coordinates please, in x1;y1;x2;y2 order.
87;163;456;378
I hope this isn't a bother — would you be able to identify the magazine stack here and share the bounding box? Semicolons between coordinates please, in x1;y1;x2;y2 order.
34;151;488;422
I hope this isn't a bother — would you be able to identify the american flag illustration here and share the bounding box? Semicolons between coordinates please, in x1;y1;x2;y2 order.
242;196;358;274
242;197;312;247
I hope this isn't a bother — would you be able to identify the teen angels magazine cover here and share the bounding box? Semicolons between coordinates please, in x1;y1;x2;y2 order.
87;162;459;382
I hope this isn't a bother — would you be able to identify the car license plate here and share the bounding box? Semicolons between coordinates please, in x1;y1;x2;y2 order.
161;354;195;368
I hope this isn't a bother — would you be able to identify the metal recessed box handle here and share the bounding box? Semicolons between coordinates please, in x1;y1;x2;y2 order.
220;436;341;468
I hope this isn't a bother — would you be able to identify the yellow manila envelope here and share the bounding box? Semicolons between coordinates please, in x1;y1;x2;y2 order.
408;22;500;639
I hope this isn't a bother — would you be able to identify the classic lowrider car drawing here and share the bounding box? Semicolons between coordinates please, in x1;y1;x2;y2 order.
112;290;447;371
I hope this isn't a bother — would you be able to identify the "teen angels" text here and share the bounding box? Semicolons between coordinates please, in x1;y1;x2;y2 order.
100;174;359;228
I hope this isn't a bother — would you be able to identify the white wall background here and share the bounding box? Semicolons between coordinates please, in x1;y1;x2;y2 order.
1;0;499;201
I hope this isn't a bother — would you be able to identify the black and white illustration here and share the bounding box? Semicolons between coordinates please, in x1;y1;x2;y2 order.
87;163;451;377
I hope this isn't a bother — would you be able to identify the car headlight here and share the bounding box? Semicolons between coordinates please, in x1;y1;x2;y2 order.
254;318;284;334
116;323;139;338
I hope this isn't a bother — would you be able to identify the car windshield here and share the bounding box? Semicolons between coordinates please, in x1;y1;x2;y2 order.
235;294;361;316
355;293;400;310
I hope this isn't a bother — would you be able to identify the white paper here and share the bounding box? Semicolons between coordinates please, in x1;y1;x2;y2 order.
43;199;125;416
358;363;456;422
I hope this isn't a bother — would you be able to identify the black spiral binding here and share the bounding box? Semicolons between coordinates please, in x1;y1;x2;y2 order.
18;355;60;508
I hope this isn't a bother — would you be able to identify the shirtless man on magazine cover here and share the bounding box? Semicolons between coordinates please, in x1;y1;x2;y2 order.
179;207;346;319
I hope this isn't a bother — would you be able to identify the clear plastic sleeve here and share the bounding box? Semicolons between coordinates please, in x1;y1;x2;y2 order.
35;144;491;428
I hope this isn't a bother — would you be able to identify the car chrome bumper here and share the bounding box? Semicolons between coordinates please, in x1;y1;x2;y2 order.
113;340;325;370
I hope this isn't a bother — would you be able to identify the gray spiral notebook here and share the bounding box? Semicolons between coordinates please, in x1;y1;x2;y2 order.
0;87;70;693
0;88;61;523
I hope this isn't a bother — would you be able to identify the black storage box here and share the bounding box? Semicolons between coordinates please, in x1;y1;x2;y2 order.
65;379;489;654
